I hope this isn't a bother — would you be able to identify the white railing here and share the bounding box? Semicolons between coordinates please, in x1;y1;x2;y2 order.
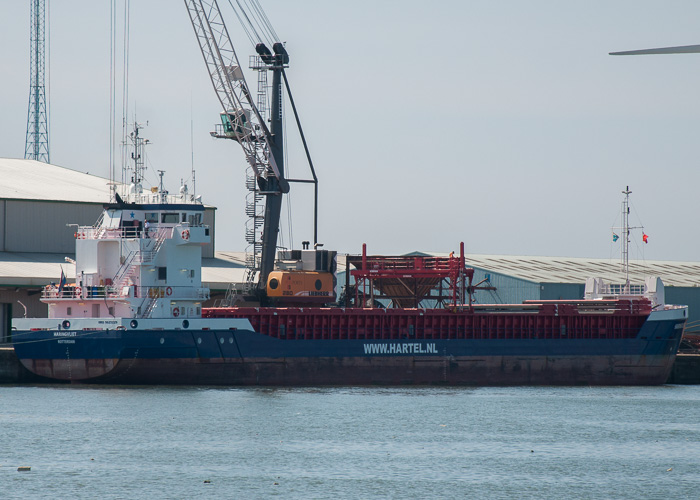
76;225;177;241
599;283;645;296
42;285;209;301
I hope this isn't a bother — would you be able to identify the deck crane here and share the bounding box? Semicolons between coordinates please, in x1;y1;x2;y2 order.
185;0;330;305
184;0;288;293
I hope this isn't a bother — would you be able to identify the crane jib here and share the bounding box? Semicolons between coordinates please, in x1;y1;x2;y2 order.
184;0;284;187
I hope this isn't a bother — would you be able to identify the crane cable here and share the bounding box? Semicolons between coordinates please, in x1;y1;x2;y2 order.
228;0;279;46
250;0;279;42
228;0;258;46
120;0;131;187
109;0;116;195
242;0;278;44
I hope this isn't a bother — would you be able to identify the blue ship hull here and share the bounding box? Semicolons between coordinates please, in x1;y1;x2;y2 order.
12;308;686;385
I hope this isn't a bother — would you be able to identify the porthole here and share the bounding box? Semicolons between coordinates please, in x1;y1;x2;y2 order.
182;320;190;329
130;320;138;329
197;338;202;344
160;338;165;344
219;337;224;344
315;279;322;291
62;320;71;329
229;338;234;344
269;278;279;290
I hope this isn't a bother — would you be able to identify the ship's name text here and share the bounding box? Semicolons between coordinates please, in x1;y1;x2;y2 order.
53;332;76;337
363;343;437;355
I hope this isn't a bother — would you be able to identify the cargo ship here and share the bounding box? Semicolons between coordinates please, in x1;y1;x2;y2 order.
9;185;688;385
10;1;688;385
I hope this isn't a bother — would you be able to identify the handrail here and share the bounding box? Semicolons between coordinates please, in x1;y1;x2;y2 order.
112;251;139;288
42;285;209;300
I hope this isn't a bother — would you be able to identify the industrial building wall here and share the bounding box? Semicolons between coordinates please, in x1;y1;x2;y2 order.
541;283;585;301
665;288;700;326
3;200;102;254
0;199;217;257
471;268;541;305
203;208;215;258
0;201;4;252
0;289;45;343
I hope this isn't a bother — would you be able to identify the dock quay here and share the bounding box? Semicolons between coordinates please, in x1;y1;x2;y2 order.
2;346;699;385
667;354;700;384
0;347;47;383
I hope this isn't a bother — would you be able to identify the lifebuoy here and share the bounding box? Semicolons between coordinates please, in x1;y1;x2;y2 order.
75;287;82;297
166;286;172;296
181;230;190;240
172;307;180;318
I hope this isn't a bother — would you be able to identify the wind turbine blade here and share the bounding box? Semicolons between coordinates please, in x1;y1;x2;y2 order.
610;44;700;55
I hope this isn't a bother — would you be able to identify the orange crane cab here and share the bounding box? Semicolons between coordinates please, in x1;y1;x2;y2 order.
266;248;337;305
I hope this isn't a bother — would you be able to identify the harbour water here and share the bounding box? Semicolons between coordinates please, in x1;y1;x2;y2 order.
2;385;699;499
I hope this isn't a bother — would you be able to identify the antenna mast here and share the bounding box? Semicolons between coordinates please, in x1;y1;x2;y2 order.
121;122;150;203
615;186;644;292
24;0;50;163
621;186;632;288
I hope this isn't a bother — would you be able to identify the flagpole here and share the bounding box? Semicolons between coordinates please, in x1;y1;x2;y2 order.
614;186;645;294
622;186;631;292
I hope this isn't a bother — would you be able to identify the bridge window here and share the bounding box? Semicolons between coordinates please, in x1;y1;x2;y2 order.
188;214;202;226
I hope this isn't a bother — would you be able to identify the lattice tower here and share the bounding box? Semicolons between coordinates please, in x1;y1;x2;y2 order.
24;0;50;163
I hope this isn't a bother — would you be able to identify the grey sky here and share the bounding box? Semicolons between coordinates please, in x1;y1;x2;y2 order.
2;1;700;263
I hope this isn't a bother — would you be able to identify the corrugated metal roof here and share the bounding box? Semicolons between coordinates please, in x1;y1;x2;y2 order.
202;252;247;288
418;252;700;288
0;158;112;203
0;252;73;287
0;158;216;209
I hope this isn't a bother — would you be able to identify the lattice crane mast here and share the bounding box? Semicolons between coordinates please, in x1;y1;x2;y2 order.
184;0;290;295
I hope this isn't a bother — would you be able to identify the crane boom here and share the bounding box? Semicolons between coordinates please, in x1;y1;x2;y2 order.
184;0;287;190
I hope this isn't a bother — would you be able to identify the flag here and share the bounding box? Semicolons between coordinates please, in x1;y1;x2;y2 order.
643;233;649;244
58;267;67;294
612;233;619;242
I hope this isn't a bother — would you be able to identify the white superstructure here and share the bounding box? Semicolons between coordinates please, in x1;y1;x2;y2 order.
42;194;210;321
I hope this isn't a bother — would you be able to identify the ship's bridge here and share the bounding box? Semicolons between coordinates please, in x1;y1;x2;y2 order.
75;202;209;242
